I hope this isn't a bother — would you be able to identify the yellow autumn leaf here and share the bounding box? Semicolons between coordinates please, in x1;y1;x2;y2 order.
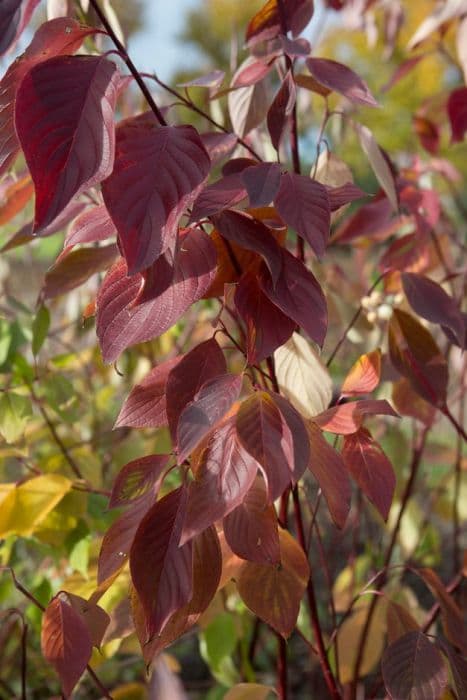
334;599;387;684
0;474;72;538
224;682;276;699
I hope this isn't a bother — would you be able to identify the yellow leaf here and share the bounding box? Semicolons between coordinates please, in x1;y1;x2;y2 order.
0;474;72;538
224;683;276;700
274;333;332;419
335;599;387;683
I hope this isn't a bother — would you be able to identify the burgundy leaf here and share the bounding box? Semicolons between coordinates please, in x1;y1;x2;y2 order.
200;132;237;166
274;172;330;257
267;71;296;150
326;182;368;211
189;173;247;222
342;427;396;521
235;271;296;364
232;59;275;88
259;248;327;347
270;392;310;485
313;399;398;435
307;422;350;529
306;57;378;107
236;392;294;501
41;244;118;300
177;374;243;463
108;454;169;509
0;18;96;177
224;476;280;564
241;162;282;208
96;226;217;363
382;631;448;700
447;86;467;142
102;120;211;273
332;196;394;244
15;55;120;231
402;272;465;347
381;55;426;92
166;337;226;441
114;357;180;429
130;486;193;639
64;204;115;249
181;417;258;544
211;209;283;285
41;596;92;699
0;0;40;56
414;115;440;155
222;158;258;176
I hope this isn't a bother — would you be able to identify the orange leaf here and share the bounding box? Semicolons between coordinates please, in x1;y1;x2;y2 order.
341;349;381;397
0;175;34;225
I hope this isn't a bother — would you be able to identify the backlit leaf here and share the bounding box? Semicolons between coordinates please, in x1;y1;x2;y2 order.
0;174;34;225
342;427;396;520
341;349;381;397
313;399;398;434
355;123;398;212
64;593;110;649
0;474;71;537
41;596;92;698
108;454;169;509
15;55;120;230
382;631;448;700
64;204;115;248
0;392;32;443
386;601;419;644
336;600;387;683
102;120;210;273
306;57;378;107
130;486;193;639
274;332;332;419
237;528;309;638
228;58;269;137
392;379;436;427
41;244;118;300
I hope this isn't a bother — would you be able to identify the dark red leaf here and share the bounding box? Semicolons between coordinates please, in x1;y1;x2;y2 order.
402;272;465;347
96;226;217;363
41;596;92;699
270;392;310;485
64;593;110;650
307;422;350;528
211;209;283;285
267;71;296;150
0;0;39;56
189;173;247;222
64;204;115;249
259;248;327;347
419;568;466;652
381;55;426;92
15;55;120;231
41;244;118;300
166;337;226;442
413;115;440;155
379;231;430;274
382;631;448;700
333;197;395;244
342;427;396;520
130;486;193;639
313;399;398;434
181;417;258;544
326;182;368;211
114;357;180;429
241;162;282;208
236;392;293;501
222;158;258;176
438;640;467;700
306;57;378;107
235;271;296;364
102;120;210;273
108;454;169;509
0;18;96;177
447;87;467;143
274;172;330;257
224;476;280;564
177;374;243;463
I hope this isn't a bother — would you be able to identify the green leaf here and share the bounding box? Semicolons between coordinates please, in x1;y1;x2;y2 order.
201;612;238;671
0;392;32;443
0;319;12;365
32;305;50;355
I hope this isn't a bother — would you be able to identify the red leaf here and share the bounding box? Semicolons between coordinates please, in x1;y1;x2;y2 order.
177;374;243;463
232;59;275;88
200;132;237;166
392;379;436;427
181;417;258;544
413;115;440;155
0;18;95;177
102;120;210;274
402;272;465;347
130;486;193;639
64;204;115;249
306;57;378;107
241;162;282;208
114;357;180;429
259;248;328;347
224;476;280;564
235;271;296;364
447;86;467;142
15;55;120;231
41;596;92;698
379;231;430;274
189;173;247;222
382;631;448;700
166;337;226;442
342;427;396;520
236;392;293;501
0;174;34;225
64;593;110;650
0;0;40;56
307;422;350;528
333;197;394;244
381;55;426;92
326;182;368;211
267;71;296;150
96;226;217;363
211;209;283;285
388;309;448;406
418;568;466;652
108;454;169;509
41;244;118;300
341;349;382;397
274;172;330;257
270;392;310;485
313;399;398;434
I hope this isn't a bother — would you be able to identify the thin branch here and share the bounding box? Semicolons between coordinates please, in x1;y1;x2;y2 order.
277;633;288;700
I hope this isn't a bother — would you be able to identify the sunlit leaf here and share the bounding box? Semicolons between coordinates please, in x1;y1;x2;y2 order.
341;349;381;397
0;474;71;537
